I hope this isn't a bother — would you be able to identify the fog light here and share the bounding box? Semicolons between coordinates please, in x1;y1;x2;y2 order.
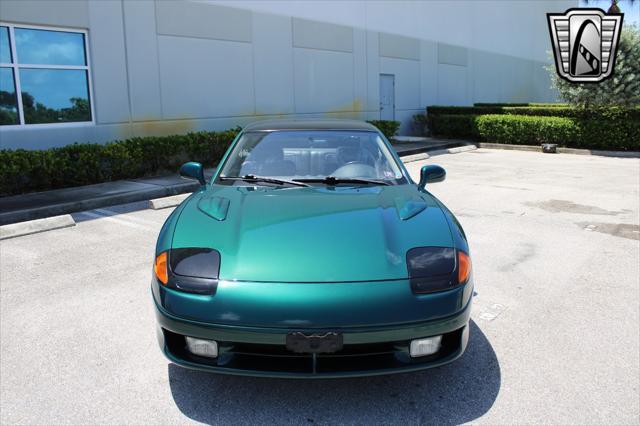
410;335;442;357
185;336;218;358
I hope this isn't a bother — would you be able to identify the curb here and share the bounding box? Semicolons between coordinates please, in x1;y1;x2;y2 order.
395;141;468;157
476;143;640;158
0;179;201;226
149;193;191;210
401;153;430;163
429;145;477;156
0;143;470;231
0;214;76;241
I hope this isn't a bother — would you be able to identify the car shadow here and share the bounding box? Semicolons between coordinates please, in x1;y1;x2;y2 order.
168;321;500;424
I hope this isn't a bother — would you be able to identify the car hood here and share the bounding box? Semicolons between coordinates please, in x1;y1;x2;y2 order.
171;184;453;282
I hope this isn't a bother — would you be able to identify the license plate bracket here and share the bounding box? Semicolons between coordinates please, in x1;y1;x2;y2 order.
286;332;343;354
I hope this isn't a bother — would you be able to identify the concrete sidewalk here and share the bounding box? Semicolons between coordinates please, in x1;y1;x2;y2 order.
0;171;212;226
0;138;471;225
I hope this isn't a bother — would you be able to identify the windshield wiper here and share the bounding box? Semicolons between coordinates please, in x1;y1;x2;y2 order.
294;176;390;186
220;174;310;187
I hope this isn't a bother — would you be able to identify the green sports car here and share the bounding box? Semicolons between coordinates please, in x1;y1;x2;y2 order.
152;119;473;378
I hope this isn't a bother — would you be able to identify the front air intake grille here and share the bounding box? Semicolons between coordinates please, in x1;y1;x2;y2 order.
163;327;464;375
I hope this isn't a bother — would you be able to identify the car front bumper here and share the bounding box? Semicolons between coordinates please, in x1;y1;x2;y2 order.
153;289;472;379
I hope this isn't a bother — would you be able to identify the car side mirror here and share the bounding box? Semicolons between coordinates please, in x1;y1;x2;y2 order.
418;165;446;189
180;162;206;186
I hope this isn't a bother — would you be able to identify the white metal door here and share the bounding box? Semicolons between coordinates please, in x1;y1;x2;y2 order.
379;74;395;120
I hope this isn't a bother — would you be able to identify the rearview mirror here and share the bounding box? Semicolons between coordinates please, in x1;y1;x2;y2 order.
418;165;446;189
179;162;206;186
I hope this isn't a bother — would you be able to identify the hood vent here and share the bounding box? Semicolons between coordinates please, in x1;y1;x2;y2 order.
395;196;427;221
198;195;230;221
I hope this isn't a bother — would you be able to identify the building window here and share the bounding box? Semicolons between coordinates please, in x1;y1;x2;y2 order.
0;23;93;127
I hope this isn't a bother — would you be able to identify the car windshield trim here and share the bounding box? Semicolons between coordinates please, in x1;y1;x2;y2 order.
219;175;311;188
294;177;391;186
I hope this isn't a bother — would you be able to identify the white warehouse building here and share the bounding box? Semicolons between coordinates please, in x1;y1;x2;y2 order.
0;0;575;150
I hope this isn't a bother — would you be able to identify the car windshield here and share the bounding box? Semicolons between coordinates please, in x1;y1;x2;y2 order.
218;130;406;185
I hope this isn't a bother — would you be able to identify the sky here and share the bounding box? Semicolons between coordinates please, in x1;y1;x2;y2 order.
580;0;640;28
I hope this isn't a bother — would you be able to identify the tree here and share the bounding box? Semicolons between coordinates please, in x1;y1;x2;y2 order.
547;26;640;107
20;92;91;124
0;90;18;125
583;0;635;14
608;0;622;13
61;97;91;122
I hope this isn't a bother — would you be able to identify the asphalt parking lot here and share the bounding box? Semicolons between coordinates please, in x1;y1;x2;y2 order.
1;148;639;425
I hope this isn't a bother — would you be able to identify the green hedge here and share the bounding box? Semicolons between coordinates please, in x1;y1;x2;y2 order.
428;105;640;151
429;114;480;140
427;104;572;115
473;102;568;108
366;120;400;140
428;105;640;119
500;107;578;117
426;105;575;116
429;113;639;151
476;115;579;146
0;128;240;196
571;108;640;151
427;106;505;115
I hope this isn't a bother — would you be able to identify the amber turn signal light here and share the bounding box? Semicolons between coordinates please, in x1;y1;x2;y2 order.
154;252;168;285
458;251;471;284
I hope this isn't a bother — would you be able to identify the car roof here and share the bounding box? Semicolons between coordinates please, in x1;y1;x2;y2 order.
242;119;379;132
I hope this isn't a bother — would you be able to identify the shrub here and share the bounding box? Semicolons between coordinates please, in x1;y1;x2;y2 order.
473;112;639;151
473;103;568;108
473;103;531;107
429;114;480;140
476;115;579;146
0;128;241;196
429;110;640;151
366;120;400;139
427;106;505;115
502;107;579;117
571;107;640;151
427;104;640;151
412;113;427;136
426;105;616;118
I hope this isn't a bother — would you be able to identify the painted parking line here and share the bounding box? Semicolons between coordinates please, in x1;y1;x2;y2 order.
77;210;157;232
93;208;164;227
